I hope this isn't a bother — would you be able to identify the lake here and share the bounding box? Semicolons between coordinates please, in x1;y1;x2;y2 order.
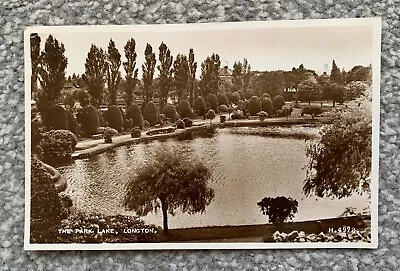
59;126;369;229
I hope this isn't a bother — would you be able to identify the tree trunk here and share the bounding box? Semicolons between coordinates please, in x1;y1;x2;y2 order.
161;199;169;235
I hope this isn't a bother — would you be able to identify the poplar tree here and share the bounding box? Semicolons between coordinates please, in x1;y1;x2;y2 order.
38;34;68;103
84;44;107;108
123;38;139;109
142;43;156;102
173;54;189;103
106;39;121;105
188;48;197;107
157;42;173;110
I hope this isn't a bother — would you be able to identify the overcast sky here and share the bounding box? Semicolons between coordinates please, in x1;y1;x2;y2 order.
32;20;377;78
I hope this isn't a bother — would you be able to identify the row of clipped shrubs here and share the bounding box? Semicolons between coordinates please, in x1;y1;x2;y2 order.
41;92;289;138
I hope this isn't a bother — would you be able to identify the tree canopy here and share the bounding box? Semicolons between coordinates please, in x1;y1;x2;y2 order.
124;146;214;234
38;34;68;103
303;104;372;198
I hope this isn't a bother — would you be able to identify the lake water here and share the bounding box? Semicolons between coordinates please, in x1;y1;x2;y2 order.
59;126;369;229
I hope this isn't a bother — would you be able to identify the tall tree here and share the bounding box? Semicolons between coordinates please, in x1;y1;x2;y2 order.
242;58;251;91
231;61;243;91
30;33;41;100
106;39;121;106
84;44;107;108
173;54;189;103
157;42;173;110
142;43;156;102
123;38;139;109
330;60;342;85
200;53;220;98
124;146;215;235
303;106;371;198
188;48;197;107
37;34;68;103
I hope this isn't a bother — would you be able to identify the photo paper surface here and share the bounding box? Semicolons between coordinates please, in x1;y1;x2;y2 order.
25;18;381;250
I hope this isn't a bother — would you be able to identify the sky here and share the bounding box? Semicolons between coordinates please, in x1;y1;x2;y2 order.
32;20;377;78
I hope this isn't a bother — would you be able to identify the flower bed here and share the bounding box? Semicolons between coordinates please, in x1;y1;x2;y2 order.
269;228;371;243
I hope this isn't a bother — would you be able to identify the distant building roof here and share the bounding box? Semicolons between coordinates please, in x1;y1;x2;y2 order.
219;66;232;77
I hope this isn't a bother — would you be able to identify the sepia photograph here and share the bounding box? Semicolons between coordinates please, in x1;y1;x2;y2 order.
24;18;380;250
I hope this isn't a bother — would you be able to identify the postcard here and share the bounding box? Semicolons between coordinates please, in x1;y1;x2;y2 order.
24;18;381;250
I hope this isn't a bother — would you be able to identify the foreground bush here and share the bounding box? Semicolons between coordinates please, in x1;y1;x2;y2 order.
30;156;65;243
126;104;144;129
56;213;160;243
38;130;77;165
78;105;99;137
257;196;298;229
105;105;123;132
45;104;68;131
143;101;159;126
270;228;371;243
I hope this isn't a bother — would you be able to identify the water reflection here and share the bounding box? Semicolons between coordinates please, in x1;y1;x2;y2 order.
59;126;369;229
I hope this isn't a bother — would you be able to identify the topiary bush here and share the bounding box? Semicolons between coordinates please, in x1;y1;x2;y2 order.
248;96;262;116
217;93;229;106
273;95;285;113
105;105;123;132
163;104;177;123
175;119;185;129
257;111;268;121
37;130;77;165
206;109;216;124
262;93;271;99
231;109;245;120
194;97;207;118
126;103;144;129
262;97;273;116
219;104;229;113
44;104;68;131
183;117;193;128
131;128;141;138
143;101;159;127
177;100;194;119
206;94;218;112
302;105;323;119
143;120;151;128
77;105;99;137
229;91;241;105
